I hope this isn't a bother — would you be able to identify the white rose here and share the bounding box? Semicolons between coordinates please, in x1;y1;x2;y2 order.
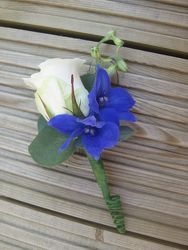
23;58;89;120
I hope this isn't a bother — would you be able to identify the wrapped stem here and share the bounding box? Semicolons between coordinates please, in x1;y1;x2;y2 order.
86;153;126;233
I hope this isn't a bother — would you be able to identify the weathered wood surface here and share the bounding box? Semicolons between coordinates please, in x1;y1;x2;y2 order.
1;198;186;250
0;0;188;55
0;1;188;249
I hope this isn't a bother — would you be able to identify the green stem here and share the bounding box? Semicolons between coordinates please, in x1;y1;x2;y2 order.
86;153;126;233
87;155;110;200
115;46;120;59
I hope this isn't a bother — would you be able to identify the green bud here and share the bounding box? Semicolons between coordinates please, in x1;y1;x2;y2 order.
98;30;116;45
107;64;117;76
91;47;100;59
106;30;115;40
116;58;128;72
113;37;124;47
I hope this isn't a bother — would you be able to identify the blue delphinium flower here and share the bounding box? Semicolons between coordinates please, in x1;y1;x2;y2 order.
89;65;136;123
48;114;119;160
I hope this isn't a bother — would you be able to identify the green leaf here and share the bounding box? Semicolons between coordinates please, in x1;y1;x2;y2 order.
81;73;95;92
38;115;48;132
29;126;75;167
119;126;134;141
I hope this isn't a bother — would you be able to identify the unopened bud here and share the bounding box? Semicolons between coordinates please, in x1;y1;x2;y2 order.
107;64;117;76
116;58;128;72
106;30;115;40
113;37;124;47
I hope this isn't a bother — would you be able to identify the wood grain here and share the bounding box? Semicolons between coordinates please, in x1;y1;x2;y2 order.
0;0;187;54
0;199;186;250
0;3;188;248
112;0;188;13
1;182;188;247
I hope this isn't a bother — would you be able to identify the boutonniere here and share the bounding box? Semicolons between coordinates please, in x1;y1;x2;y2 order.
24;31;136;233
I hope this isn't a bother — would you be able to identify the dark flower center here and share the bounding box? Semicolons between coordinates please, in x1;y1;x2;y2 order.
84;126;96;136
98;96;108;107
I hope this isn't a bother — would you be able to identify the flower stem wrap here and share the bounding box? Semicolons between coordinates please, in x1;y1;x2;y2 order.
86;153;126;233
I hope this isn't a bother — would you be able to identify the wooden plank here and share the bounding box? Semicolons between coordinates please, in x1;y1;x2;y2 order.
1;134;187;243
2;124;186;241
1;127;188;205
0;235;45;250
0;28;187;87
0;1;187;53
1;183;188;246
0;27;188;247
148;0;188;7
2;215;126;250
0;240;25;250
1;146;187;211
113;0;188;13
0;199;185;250
0;27;187;73
0;223;90;250
2;0;188;27
1;154;188;222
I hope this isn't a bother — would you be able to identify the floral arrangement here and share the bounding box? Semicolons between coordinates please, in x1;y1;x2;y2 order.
24;31;136;233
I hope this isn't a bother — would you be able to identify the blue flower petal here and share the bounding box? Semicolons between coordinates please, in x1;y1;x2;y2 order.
59;128;83;152
98;108;119;126
77;115;105;128
95;65;111;96
82;122;119;160
89;65;111;113
88;87;99;113
48;114;80;135
118;111;137;122
107;87;135;112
